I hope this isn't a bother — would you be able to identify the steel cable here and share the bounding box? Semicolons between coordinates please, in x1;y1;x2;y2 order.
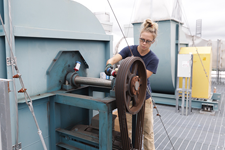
125;0;136;38
6;0;20;146
146;86;175;150
107;0;134;56
176;0;210;83
106;1;176;149
0;14;47;150
115;57;146;150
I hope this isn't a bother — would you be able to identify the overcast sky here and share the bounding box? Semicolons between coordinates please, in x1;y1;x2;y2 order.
74;0;225;41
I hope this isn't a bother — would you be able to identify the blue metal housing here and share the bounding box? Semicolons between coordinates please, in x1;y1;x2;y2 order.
133;20;182;94
132;19;220;111
0;0;113;149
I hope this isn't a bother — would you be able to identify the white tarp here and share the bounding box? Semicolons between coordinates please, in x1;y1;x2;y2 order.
183;31;225;71
94;12;113;34
185;35;211;47
133;0;182;23
212;40;225;71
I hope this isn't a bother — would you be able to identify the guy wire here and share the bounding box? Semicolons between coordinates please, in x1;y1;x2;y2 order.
125;0;136;38
107;1;175;149
0;14;20;148
0;14;47;150
107;0;134;56
176;0;209;83
147;86;175;150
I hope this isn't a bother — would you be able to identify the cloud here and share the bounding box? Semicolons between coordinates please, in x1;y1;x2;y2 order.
74;0;225;40
182;0;225;40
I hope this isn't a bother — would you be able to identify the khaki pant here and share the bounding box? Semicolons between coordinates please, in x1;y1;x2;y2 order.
113;97;155;150
126;97;155;150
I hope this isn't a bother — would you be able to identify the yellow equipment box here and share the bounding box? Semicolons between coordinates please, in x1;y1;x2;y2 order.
179;47;212;99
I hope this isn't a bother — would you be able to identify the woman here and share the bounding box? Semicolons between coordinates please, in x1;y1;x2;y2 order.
105;19;159;150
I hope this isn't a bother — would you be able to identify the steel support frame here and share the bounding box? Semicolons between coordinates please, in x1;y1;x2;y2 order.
50;91;116;150
153;93;220;111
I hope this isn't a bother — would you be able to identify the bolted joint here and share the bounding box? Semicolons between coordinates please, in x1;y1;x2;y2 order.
13;74;21;78
18;88;27;93
12;143;22;150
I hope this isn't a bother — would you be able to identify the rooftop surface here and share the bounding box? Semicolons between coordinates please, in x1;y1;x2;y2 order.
153;82;225;150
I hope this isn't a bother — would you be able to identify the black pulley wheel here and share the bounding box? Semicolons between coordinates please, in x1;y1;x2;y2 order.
115;56;147;114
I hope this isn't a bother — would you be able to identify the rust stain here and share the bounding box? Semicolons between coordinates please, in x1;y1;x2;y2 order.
18;88;27;93
53;59;57;62
8;81;11;93
13;74;20;78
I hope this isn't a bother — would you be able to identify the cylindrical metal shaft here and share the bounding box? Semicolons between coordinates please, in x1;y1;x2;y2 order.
74;76;112;87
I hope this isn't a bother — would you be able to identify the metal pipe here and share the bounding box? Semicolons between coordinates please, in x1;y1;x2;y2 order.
217;39;220;83
74;76;112;87
186;77;189;116
7;0;20;146
175;77;179;113
181;77;185;115
0;80;12;150
189;55;193;114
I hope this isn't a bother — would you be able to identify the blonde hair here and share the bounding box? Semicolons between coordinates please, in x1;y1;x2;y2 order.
140;19;158;40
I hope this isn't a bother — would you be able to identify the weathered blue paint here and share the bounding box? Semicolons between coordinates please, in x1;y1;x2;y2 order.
133;20;190;95
17;93;55;104
1;0;113;149
60;139;98;150
15;38;110;100
132;20;219;110
0;0;4;23
133;20;180;94
12;0;105;35
99;105;112;150
56;128;99;147
212;93;221;101
14;26;111;41
46;51;89;92
0;37;6;78
49;92;116;150
18;98;50;150
55;93;112;112
49;96;61;150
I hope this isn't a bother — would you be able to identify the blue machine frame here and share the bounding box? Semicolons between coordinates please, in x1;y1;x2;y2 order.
0;0;115;149
1;0;221;149
50;86;116;150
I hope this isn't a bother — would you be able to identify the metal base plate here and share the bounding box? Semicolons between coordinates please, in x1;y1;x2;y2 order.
199;110;216;116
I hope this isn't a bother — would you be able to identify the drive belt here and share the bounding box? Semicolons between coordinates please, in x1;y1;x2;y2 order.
115;57;147;150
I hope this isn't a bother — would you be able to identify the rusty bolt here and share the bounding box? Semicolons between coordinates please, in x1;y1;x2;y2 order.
156;114;161;117
13;74;20;78
18;88;27;93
